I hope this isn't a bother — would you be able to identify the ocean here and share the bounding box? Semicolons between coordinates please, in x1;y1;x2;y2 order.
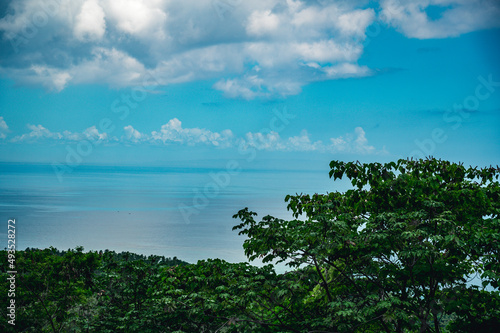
0;163;335;265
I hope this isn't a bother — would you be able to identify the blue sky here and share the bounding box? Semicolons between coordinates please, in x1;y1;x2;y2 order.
0;0;499;172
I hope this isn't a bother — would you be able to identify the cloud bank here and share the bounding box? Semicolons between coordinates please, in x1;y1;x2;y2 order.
1;0;497;97
11;124;113;143
9;118;383;154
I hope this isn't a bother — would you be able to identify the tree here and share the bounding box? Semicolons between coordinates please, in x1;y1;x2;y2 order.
233;158;500;332
73;250;187;333
0;247;101;333
0;248;187;333
157;258;322;332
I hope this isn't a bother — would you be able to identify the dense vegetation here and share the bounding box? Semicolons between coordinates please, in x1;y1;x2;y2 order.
2;158;500;332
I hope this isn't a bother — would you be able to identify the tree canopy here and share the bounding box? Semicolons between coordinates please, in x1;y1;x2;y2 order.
233;158;500;332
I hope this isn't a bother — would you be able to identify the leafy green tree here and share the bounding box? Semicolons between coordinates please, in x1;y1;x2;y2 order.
78;250;187;333
233;158;500;332
157;258;319;332
1;248;188;333
0;247;101;333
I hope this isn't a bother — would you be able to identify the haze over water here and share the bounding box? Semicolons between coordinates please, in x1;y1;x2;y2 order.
0;163;335;264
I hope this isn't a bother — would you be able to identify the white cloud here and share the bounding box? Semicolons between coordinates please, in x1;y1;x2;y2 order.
246;10;280;37
380;0;500;39
9;119;382;155
0;0;79;36
213;76;267;99
328;127;376;154
337;9;376;36
0;0;498;96
119;121;380;154
82;126;109;141
6;47;153;90
242;131;285;150
0;0;380;97
293;40;363;63
150;118;234;147
28;66;72;92
286;130;323;151
323;63;372;79
240;127;380;154
122;120;236;147
120;120;380;154
74;0;106;41
12;124;62;142
0;117;9;139
103;0;168;40
12;124;111;143
290;4;375;39
123;125;144;143
71;47;147;87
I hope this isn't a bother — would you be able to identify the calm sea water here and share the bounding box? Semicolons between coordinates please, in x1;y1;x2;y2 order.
0;163;334;265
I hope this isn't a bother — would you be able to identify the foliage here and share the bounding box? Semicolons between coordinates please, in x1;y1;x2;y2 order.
1;247;100;332
233;158;500;332
0;248;186;332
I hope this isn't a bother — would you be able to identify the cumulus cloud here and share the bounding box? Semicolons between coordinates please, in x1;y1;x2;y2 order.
82;126;109;141
0;0;377;97
287;130;323;152
123;125;144;143
104;0;168;39
150;118;234;147
10;119;382;154
72;47;147;87
11;124;63;142
213;75;269;99
240;127;380;154
0;0;498;96
12;124;111;143
74;0;106;41
328;127;376;154
380;0;500;39
242;131;285;151
0;117;9;139
246;10;280;37
120;120;236;147
13;66;72;92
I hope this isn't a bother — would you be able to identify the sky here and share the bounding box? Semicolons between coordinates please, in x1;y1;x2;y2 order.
0;0;499;173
